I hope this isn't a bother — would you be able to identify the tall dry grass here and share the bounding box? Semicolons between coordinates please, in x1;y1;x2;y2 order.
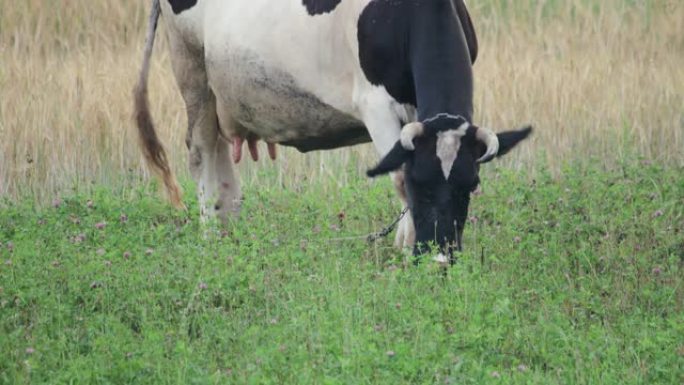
1;0;682;201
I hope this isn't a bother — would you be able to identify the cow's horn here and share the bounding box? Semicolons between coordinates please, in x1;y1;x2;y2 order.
400;122;424;150
476;126;500;163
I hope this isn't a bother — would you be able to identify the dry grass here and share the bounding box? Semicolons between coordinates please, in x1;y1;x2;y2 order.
1;0;682;201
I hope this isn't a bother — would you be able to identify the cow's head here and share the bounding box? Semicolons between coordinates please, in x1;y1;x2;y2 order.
368;120;532;261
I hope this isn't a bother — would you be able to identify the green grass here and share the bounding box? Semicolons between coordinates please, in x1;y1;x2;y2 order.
1;160;682;384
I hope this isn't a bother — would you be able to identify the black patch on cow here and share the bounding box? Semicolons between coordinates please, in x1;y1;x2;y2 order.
302;0;342;15
454;0;478;63
168;0;197;14
358;0;477;123
357;2;416;106
283;127;370;153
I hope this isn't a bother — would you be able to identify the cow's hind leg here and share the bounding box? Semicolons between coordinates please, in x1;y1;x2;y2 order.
168;33;241;223
187;102;242;223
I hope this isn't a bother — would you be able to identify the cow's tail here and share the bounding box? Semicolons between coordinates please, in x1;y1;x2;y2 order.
134;0;185;209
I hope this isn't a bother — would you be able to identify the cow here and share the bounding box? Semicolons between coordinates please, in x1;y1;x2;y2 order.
134;0;532;263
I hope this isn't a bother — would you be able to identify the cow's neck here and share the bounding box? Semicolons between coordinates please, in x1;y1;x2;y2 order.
357;0;475;131
409;1;474;132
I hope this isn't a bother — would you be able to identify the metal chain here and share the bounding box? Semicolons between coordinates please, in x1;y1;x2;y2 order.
327;207;409;243
366;207;409;243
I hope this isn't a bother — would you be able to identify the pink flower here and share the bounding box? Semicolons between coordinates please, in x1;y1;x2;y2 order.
652;210;664;218
652;267;662;276
95;222;106;230
123;251;131;260
198;282;208;290
513;236;522;244
25;347;35;355
52;198;62;208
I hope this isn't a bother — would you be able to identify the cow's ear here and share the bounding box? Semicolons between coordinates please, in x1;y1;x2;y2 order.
496;126;533;157
367;141;411;177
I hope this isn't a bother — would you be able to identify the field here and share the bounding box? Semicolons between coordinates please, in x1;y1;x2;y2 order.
1;0;683;384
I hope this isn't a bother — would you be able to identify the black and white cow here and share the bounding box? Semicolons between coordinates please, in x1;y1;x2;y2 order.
135;0;532;262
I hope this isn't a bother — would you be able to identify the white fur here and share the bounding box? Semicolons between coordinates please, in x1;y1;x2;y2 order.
436;122;469;179
423;113;468;125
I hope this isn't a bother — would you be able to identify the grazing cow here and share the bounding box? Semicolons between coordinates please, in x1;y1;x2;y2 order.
134;0;532;262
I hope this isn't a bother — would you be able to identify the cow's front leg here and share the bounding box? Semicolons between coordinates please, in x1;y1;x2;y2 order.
392;170;415;249
357;87;415;249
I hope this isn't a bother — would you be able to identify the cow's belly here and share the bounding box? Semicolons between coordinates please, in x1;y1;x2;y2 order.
202;0;371;152
207;50;368;152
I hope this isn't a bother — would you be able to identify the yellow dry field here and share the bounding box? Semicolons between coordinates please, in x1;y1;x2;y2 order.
1;1;682;201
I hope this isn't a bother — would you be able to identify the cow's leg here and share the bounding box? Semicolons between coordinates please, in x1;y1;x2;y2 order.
391;170;415;248
358;88;416;249
188;105;241;223
212;112;243;220
166;31;240;223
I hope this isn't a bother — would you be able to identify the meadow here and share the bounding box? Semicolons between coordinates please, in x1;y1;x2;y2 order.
1;0;683;384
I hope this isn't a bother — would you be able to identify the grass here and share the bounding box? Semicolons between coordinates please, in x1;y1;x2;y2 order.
1;0;683;383
1;159;683;384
